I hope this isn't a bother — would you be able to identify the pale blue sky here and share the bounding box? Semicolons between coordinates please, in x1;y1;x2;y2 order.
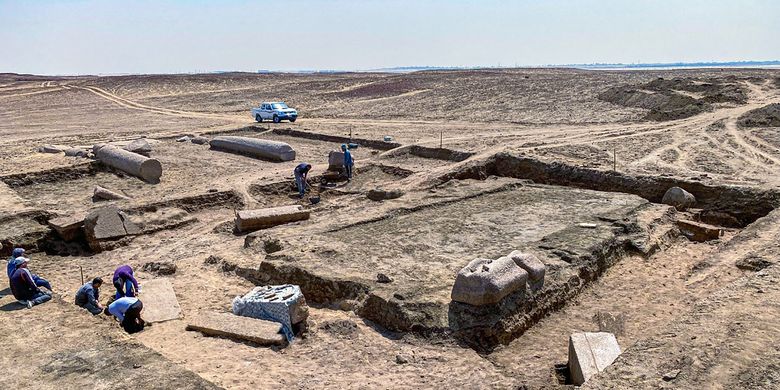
1;0;778;75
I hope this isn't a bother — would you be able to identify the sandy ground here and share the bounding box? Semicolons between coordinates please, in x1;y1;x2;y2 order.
1;68;780;389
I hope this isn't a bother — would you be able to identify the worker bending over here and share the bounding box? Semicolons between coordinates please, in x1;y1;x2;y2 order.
112;264;140;299
105;296;147;334
294;163;312;199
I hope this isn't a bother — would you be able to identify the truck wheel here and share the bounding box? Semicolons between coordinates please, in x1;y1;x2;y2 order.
273;115;281;123
255;114;262;123
289;118;296;123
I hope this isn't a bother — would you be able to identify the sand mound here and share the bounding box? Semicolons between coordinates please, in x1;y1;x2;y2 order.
599;77;747;121
738;103;780;127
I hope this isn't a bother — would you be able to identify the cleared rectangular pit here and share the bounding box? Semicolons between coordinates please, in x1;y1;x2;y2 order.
233;180;673;350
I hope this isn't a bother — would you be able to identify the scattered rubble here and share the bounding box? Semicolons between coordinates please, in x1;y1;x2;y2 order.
142;261;177;275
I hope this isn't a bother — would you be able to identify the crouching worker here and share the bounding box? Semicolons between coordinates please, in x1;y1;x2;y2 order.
75;277;104;315
112;264;140;299
294;163;312;199
9;258;51;309
7;248;52;291
105;296;146;334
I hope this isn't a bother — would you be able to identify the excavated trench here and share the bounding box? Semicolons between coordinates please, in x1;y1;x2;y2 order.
438;152;780;227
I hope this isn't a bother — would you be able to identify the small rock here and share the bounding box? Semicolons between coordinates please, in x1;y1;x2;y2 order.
662;370;680;381
367;188;404;201
38;144;69;153
205;255;223;265
377;273;393;283
64;148;89;157
578;223;598;229
395;354;411;364
191;136;209;145
393;292;405;301
123;139;153;156
735;255;773;271
176;136;190;142
142;261;177;275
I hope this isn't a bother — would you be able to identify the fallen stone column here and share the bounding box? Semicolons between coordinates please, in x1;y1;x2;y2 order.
210;136;296;162
93;185;131;201
235;205;310;232
94;144;162;183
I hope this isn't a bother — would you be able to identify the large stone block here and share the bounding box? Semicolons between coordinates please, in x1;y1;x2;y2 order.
508;250;546;291
568;332;622;385
235;205;310;232
661;186;695;211
451;256;528;306
187;312;286;346
83;206;140;251
328;150;345;170
48;215;85;241
232;285;309;341
122;138;153;156
210;136;296;162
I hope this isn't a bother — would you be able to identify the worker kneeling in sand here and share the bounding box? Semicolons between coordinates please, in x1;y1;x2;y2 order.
105;296;147;334
75;277;104;315
9;257;52;309
7;248;52;291
112;264;140;299
341;144;354;181
294;163;312;198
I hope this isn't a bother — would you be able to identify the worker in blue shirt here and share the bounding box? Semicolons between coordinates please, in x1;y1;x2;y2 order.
294;163;312;198
105;296;147;333
341;144;354;181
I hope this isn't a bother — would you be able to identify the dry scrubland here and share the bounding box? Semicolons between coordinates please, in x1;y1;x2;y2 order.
2;68;780;389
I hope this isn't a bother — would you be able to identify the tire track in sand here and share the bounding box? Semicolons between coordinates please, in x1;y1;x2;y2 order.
72;85;244;122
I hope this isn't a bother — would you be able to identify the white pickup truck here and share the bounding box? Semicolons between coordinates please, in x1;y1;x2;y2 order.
251;102;298;123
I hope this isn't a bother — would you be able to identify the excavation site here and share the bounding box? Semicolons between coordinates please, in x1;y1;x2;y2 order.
2;68;780;389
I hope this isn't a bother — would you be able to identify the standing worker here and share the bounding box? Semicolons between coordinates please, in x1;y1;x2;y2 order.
294;163;312;199
341;144;354;181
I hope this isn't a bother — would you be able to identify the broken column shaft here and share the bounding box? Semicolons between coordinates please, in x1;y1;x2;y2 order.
210;136;296;162
94;144;162;183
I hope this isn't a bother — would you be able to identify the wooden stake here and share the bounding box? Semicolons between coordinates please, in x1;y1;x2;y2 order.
80;266;84;285
613;150;616;172
440;131;443;149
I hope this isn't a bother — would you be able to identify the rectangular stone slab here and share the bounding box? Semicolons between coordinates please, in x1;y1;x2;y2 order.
138;279;182;323
568;332;621;385
235;205;310;232
186;311;286;346
677;219;723;242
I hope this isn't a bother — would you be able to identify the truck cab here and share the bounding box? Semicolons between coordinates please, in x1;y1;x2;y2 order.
251;102;298;123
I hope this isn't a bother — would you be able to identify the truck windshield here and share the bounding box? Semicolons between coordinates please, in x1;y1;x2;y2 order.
271;103;289;109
